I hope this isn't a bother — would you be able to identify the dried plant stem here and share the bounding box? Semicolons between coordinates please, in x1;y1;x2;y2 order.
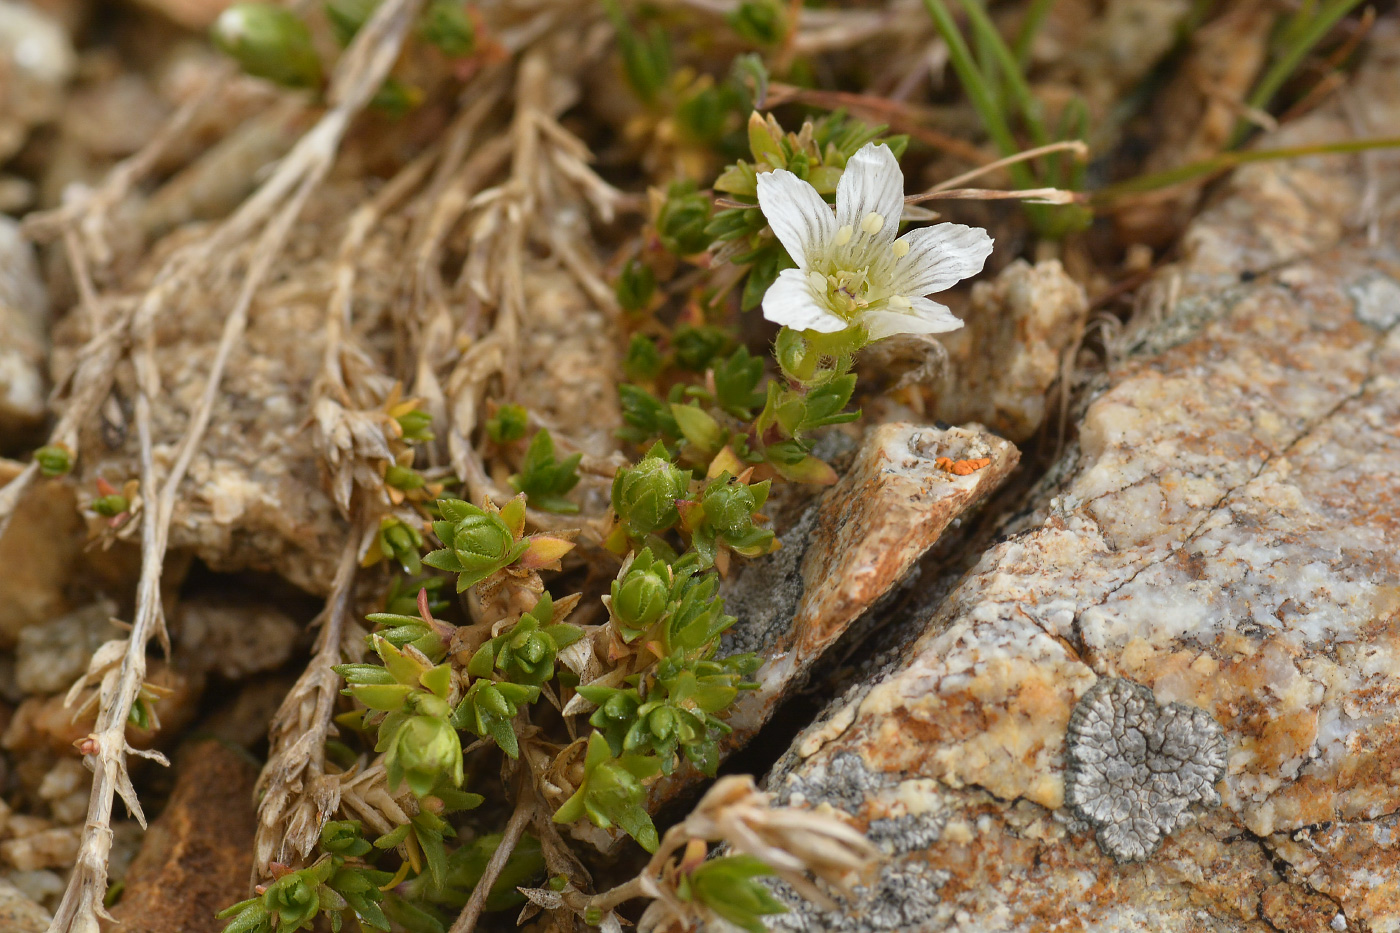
448;786;534;933
254;526;368;876
46;386;169;933
919;139;1088;193
765;81;990;165
41;2;427;925
0;234;128;541
23;69;230;262
906;185;1079;204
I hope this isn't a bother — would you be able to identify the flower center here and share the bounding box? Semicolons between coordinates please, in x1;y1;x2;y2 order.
808;268;875;318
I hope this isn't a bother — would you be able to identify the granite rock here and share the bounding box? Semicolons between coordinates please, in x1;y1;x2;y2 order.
764;23;1400;933
14;601;119;695
715;424;1016;749
932;259;1089;442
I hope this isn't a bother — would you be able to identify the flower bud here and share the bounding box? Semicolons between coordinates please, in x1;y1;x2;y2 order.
451;512;516;571
701;480;756;534
774;327;813;381
91;494;129;517
388;714;464;797
612;456;690;538
612;567;668;629
615;259;656;314
212;3;323;90
35;444;72;477
657;182;713;257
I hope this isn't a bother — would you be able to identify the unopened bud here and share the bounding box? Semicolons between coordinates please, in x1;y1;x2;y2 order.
212;3;323;89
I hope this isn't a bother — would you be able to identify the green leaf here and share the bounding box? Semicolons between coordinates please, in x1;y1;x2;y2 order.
682;854;786;933
509;430;581;514
670;404;725;455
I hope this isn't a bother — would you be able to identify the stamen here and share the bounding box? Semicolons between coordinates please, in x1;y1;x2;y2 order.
861;212;885;235
892;239;910;258
888;295;912;310
834;225;853;246
808;271;827;292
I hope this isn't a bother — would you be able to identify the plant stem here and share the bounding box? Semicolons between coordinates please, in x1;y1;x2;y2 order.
918;139;1086;193
588;876;651;914
1092;135;1400;203
449;789;534;933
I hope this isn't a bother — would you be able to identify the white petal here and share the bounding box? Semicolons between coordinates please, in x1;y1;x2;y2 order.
890;223;994;296
835;143;904;247
762;268;848;333
860;297;963;340
755;169;835;268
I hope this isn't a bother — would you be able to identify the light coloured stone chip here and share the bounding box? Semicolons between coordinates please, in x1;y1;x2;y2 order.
1064;678;1227;862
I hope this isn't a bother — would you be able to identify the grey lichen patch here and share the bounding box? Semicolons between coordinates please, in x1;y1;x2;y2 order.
866;812;944;856
1064;678;1227;863
766;859;951;933
1347;273;1400;331
774;751;889;814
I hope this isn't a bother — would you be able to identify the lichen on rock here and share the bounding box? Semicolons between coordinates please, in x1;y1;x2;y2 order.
1064;677;1227;862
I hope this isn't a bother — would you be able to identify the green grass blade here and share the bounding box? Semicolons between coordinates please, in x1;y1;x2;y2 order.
1013;0;1058;70
1231;0;1366;146
921;0;1034;186
1092;134;1400;203
957;0;1051;147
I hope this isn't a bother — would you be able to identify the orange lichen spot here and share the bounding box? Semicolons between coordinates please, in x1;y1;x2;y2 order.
935;457;993;475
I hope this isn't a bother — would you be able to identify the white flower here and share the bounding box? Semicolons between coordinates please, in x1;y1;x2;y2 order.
754;142;993;340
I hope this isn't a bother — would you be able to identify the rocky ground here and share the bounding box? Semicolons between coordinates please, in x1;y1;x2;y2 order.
0;1;1397;932
758;22;1400;933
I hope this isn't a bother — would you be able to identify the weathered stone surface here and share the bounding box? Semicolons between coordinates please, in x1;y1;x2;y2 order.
634;423;1018;819
931;259;1089;442
0;0;74;163
764;25;1400;933
105;739;259;933
15;601;118;695
0;462;86;647
0;877;49;933
723;423;1018;733
176;598;300;680
0;217;50;439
